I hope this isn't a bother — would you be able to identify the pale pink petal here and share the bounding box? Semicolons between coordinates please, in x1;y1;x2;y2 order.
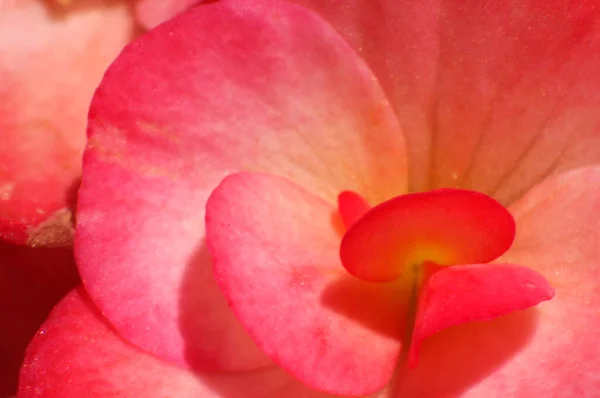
295;0;600;204
0;242;79;396
394;167;600;397
0;0;136;246
206;172;407;395
77;0;406;372
135;0;200;29
18;289;346;398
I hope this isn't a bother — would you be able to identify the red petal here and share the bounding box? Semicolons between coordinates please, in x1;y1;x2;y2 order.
0;0;135;246
294;0;600;204
340;189;515;282
395;167;600;397
409;263;553;367
206;172;407;395
78;0;406;372
18;289;342;398
0;242;79;396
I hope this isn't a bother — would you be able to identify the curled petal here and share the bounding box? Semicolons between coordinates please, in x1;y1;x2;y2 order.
409;263;553;367
341;189;515;282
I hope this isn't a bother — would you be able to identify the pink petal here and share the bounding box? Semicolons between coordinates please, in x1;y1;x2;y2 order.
206;172;406;395
394;167;600;397
294;0;600;204
0;242;79;396
409;263;553;367
18;288;346;398
340;189;515;282
77;0;406;372
0;0;136;246
135;0;201;29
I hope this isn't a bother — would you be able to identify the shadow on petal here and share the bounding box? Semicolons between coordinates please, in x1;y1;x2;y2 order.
321;275;409;341
395;308;539;397
178;239;272;373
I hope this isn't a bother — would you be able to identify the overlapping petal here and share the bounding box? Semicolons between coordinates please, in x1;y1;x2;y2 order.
394;167;600;397
0;242;79;396
0;0;136;246
18;289;346;398
206;172;408;395
295;0;600;204
76;0;407;373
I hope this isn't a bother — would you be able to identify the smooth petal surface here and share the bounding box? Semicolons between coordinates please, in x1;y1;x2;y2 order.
0;242;79;396
0;0;135;246
295;0;600;204
394;167;600;397
18;289;348;398
206;172;407;395
77;0;407;372
341;189;515;282
135;0;200;29
409;263;553;367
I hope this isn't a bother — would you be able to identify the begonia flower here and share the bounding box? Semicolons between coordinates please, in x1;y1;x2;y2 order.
18;0;600;396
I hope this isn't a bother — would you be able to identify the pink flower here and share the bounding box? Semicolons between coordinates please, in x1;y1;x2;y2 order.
18;0;600;396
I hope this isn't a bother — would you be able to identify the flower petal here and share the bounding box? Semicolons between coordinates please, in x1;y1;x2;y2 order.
206;172;407;395
0;242;79;396
0;0;135;246
295;0;600;204
409;263;553;367
340;189;515;282
394;167;600;397
18;288;345;398
77;0;406;372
